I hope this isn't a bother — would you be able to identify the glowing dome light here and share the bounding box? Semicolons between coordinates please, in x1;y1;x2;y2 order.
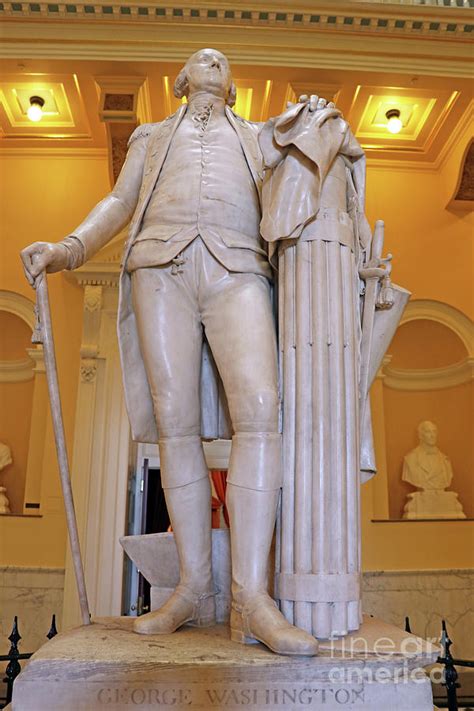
27;96;45;122
386;108;403;134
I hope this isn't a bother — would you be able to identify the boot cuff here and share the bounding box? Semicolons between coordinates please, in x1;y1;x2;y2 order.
159;435;208;488
226;432;282;491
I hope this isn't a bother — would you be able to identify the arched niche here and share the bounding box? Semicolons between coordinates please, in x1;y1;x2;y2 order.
381;300;473;519
0;290;36;330
0;290;46;515
397;299;472;355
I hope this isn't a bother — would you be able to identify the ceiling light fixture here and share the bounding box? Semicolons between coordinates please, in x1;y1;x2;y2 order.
27;95;45;122
385;108;402;135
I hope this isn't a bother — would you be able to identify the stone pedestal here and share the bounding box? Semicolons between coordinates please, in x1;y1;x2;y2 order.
403;490;466;519
12;616;439;710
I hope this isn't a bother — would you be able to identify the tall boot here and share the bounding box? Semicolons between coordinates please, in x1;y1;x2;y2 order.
134;435;216;635
227;433;319;656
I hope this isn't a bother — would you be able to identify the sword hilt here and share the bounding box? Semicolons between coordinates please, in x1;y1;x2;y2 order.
371;219;384;262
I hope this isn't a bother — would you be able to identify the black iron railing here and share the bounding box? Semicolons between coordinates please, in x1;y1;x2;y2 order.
0;614;57;709
405;616;474;711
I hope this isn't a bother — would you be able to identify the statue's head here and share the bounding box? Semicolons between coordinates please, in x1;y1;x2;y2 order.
417;420;438;446
174;48;236;106
0;442;12;471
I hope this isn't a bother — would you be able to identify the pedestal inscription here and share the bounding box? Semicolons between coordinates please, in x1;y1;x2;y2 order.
12;617;438;710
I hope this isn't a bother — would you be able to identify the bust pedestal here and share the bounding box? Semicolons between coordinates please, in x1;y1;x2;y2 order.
403;490;466;519
0;486;11;514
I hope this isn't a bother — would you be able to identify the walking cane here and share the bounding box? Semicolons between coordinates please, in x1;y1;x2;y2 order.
31;269;91;626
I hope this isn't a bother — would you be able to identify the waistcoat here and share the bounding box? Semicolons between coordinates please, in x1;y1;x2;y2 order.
141;108;260;241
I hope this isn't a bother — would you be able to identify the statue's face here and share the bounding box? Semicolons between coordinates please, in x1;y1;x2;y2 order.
419;422;437;446
185;48;232;98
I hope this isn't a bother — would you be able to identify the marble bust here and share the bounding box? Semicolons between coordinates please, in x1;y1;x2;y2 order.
0;442;12;514
402;421;466;519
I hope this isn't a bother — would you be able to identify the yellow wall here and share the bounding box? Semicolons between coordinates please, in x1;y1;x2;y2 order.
0;152;111;567
362;121;474;570
366;133;473;321
362;483;473;570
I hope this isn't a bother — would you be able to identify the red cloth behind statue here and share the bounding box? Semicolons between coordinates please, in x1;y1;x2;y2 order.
210;470;229;528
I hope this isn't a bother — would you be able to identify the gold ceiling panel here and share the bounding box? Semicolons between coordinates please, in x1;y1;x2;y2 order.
0;73;91;139
284;82;342;110
0;57;471;166
233;79;273;122
95;76;151;124
162;76;187;117
350;85;460;154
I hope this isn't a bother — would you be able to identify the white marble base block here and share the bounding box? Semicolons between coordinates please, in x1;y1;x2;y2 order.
12;616;438;710
403;490;466;519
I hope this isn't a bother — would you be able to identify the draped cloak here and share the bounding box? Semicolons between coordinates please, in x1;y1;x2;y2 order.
260;104;376;480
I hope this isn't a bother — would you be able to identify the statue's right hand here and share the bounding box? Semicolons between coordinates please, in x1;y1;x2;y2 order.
20;241;69;287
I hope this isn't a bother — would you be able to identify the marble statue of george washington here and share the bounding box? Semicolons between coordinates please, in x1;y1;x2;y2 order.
22;49;326;655
21;48;372;656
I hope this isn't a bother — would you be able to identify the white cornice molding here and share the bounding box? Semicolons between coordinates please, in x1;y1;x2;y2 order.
1;38;470;79
383;356;474;391
1;3;472;77
0;357;34;383
355;0;471;5
1;0;472;27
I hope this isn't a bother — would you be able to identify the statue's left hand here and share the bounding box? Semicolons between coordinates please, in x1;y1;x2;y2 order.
288;94;335;111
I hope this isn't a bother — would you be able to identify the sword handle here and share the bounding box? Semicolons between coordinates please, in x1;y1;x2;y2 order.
371;220;384;262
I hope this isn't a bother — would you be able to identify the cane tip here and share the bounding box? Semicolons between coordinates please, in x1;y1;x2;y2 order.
375;219;385;228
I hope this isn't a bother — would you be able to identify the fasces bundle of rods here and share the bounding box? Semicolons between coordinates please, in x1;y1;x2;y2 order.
276;239;361;640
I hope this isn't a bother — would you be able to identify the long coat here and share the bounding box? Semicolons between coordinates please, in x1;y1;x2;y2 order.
71;105;264;443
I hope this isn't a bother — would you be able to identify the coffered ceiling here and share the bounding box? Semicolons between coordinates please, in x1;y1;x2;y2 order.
0;1;472;168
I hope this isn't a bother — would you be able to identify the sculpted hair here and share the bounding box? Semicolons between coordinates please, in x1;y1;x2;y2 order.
173;68;237;107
